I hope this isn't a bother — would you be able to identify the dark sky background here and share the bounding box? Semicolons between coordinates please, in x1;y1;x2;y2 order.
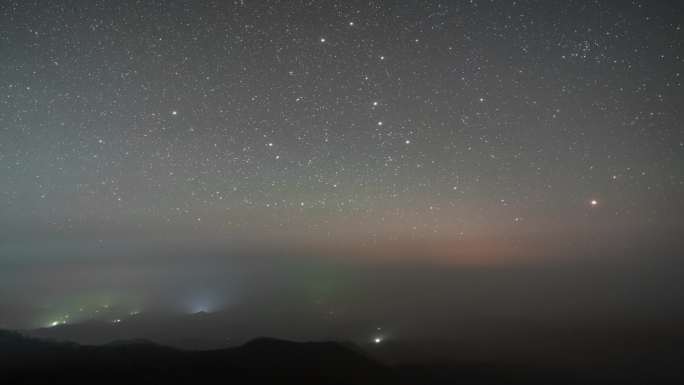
0;0;682;342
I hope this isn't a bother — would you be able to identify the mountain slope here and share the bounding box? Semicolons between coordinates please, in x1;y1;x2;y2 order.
1;330;390;385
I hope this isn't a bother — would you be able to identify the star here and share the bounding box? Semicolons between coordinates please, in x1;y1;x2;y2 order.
1;0;678;339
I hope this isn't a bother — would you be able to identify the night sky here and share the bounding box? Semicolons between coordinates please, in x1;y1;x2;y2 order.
1;1;683;339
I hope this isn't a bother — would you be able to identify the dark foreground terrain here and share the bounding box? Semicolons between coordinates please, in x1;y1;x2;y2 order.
2;329;682;385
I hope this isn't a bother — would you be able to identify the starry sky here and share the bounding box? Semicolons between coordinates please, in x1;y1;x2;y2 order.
1;1;683;334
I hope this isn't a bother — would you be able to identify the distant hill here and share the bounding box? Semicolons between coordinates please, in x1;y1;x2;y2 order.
1;330;390;384
3;327;683;384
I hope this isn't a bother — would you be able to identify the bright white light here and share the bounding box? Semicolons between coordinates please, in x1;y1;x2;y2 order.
189;299;214;314
112;319;121;324
590;199;598;206
320;37;326;43
183;291;226;314
373;337;383;344
48;319;66;327
171;110;178;116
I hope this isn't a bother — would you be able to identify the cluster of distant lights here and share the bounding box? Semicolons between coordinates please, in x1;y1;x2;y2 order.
45;296;223;328
45;303;390;347
46;304;142;328
46;303;390;346
46;301;223;328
